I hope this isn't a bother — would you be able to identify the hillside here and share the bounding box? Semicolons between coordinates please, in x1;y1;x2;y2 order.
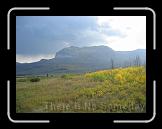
16;45;146;75
16;66;146;113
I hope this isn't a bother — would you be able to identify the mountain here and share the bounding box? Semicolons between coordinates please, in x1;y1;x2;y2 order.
16;45;146;75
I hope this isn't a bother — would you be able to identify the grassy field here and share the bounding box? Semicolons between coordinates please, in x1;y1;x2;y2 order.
16;66;146;113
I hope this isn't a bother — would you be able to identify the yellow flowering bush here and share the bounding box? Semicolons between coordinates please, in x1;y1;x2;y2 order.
17;66;146;113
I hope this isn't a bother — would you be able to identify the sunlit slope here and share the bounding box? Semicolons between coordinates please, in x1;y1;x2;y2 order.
16;66;146;113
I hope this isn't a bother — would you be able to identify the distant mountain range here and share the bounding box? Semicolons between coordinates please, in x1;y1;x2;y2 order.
16;45;146;75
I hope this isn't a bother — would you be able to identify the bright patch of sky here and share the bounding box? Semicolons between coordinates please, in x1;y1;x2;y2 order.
16;54;54;63
16;16;146;63
96;16;146;51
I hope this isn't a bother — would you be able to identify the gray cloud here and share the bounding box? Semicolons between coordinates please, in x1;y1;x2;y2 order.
16;16;146;63
16;16;116;56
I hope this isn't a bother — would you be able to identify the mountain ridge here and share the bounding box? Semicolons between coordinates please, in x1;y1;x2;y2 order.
16;45;146;75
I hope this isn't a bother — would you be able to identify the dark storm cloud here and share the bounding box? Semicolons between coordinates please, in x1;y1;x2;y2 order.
16;16;117;55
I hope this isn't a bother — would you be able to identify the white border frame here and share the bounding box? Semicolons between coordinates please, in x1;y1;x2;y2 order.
8;6;156;124
113;81;156;123
113;7;156;123
113;7;156;50
7;80;50;123
7;7;50;50
7;7;50;123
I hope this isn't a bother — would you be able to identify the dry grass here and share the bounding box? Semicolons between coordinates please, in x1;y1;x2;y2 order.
16;66;146;113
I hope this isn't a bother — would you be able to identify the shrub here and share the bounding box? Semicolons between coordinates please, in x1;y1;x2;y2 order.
61;74;73;79
30;77;40;82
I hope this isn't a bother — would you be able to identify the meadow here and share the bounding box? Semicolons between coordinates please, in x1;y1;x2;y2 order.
16;66;146;113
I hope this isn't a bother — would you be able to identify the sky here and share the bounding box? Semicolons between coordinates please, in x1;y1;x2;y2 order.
16;16;146;63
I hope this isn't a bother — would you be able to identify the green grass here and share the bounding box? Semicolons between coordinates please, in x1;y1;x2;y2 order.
16;66;146;113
